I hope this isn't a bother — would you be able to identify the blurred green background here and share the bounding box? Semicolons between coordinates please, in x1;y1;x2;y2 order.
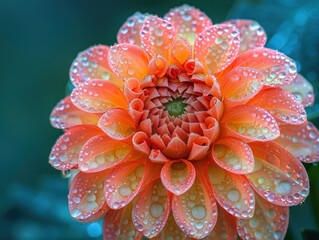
1;0;319;239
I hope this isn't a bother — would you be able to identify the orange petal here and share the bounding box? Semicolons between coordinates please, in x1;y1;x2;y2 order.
236;195;289;240
108;43;150;80
149;149;170;163
164;4;213;46
172;177;218;239
162;136;189;159
200;117;220;143
117;12;149;46
220;67;264;108
50;96;100;129
275;122;319;163
188;136;210;160
140;16;176;59
103;202;143;240
224;20;267;53
132;179;170;238
132;131;151;155
248;88;306;125
161;160;196;195
194;24;240;74
98;108;135;140
247;142;309;206
281;74;314;107
49;125;103;170
212;137;254;174
206;164;255;218
170;37;192;66
71;80;127;113
123;78;143;103
104;161;148;209
221;105;280;142
229;48;297;87
69;45;123;88
128;98;144;125
78;134;132;172
68;170;111;221
148;55;168;78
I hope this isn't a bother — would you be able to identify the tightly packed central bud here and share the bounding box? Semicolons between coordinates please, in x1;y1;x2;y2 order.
164;97;186;117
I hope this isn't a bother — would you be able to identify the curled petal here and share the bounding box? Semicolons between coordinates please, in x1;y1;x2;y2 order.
162;136;189;159
78;135;132;172
108;43;150;80
247;142;309;206
132;179;170;238
224;20;267;53
149;149;170;163
207;97;223;120
148;55;168;78
212;137;254;174
194;24;240;74
161;160;196;195
248;88;307;125
164;4;213;46
132;131;151;155
128;98;144;125
281;74;314;107
117;12;149;46
275;122;319;163
229;48;297;87
170;37;192;66
98;108;136;140
140;16;176;59
49;125;103;170
50;96;100;129
172;177;218;239
188;136;210;160
206;164;255;218
69;45;123;88
68;170;110;221
221;105;280;142
71;80;127;113
123;78;143;102
200;117;220;143
236;195;289;240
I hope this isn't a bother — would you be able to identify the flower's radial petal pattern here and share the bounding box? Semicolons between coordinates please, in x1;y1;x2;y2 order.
219;67;264;108
275;122;319;163
78;134;132;172
132;179;170;238
248;88;307;125
281;74;314;107
247;142;309;206
50;96;100;129
164;4;212;46
108;43;150;80
117;12;149;46
68;170;110;221
98;108;136;140
103;202;143;240
206;164;255;218
140;16;176;59
228;48;297;86
194;23;240;74
212;137;254;174
69;45;123;88
172;177;218;239
236;195;289;240
161;160;196;195
221;105;280;142
224;20;267;53
49;125;103;170
71;80;127;113
104;161;148;210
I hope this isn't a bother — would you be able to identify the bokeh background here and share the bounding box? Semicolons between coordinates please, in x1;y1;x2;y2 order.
1;0;319;239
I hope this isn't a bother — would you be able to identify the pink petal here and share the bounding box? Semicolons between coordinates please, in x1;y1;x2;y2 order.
224;20;267;53
71;80;127;113
247;142;309;206
49;125;103;170
188;136;210;160
194;23;240;74
275;122;319;163
236;195;289;240
161;160;196;195
132;131;151;155
78;134;132;172
69;45;123;88
50;96;100;129
132;179;170;238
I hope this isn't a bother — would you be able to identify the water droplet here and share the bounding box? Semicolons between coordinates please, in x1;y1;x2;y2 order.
227;189;241;202
276;181;292;195
191;205;206;220
150;202;164;218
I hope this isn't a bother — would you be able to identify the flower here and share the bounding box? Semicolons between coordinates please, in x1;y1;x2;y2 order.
49;4;319;240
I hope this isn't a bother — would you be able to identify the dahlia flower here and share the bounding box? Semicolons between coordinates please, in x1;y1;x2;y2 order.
49;5;319;240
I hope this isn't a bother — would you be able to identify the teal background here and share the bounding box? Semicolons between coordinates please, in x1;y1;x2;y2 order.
1;0;319;239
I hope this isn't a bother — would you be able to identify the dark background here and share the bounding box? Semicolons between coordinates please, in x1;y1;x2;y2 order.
1;0;319;239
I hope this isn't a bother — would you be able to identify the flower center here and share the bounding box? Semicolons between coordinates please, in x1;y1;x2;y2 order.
164;97;187;117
